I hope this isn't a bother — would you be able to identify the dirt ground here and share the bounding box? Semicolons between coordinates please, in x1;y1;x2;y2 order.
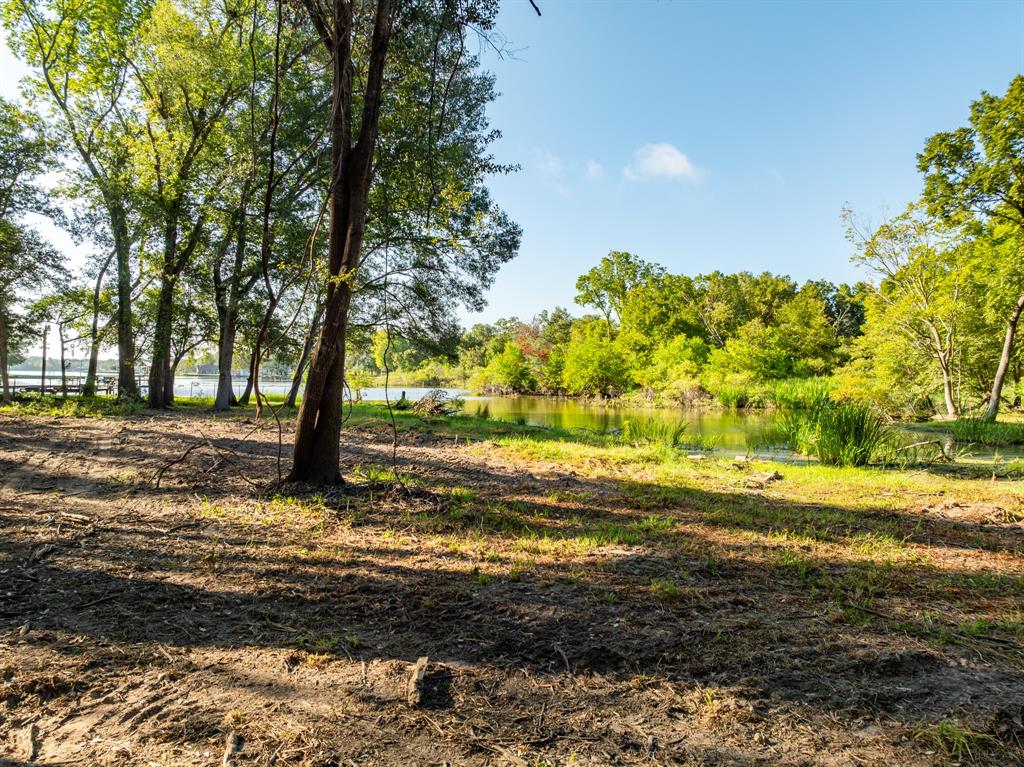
1;411;1023;766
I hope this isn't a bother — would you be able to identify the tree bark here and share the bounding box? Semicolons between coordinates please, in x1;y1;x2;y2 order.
237;346;257;405
40;324;47;391
984;291;1024;420
214;316;239;410
148;271;176;408
83;251;114;396
939;356;958;419
58;323;66;395
110;206;139;399
213;209;250;411
0;309;10;403
289;0;394;483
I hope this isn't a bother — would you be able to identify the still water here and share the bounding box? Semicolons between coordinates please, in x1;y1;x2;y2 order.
10;374;1021;463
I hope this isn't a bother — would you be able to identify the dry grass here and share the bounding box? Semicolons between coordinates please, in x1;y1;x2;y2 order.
1;408;1022;765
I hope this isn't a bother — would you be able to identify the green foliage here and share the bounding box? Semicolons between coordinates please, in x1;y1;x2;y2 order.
949;418;1024;446
918;75;1024;231
634;334;709;402
560;319;629;397
780;401;893;467
704;319;791;382
472;342;535;393
574;251;663;325
840;203;969;418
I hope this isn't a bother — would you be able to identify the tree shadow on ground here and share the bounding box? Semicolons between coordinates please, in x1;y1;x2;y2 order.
1;413;1023;765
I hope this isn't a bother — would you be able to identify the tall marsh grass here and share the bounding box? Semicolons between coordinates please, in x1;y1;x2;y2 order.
758;377;834;410
621;418;688;448
949;418;1024;446
778;401;893;467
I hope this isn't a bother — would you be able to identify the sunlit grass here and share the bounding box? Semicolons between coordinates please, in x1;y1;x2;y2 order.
950;417;1024;446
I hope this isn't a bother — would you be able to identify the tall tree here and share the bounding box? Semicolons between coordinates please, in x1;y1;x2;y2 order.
290;0;511;483
0;223;65;401
288;0;398;482
129;0;249;407
918;75;1024;419
6;0;145;397
847;205;968;419
574;251;662;328
0;97;64;401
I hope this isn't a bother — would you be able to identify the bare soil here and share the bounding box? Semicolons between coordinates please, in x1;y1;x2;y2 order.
1;412;1022;766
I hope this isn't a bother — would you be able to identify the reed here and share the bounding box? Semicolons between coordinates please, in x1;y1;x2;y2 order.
621;417;688;448
949;418;1024;446
779;401;892;467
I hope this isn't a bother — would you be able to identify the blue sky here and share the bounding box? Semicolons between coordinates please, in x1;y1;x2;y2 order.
469;0;1024;323
2;2;1022;331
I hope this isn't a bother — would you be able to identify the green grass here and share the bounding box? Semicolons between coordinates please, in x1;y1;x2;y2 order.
916;718;999;764
756;377;834;410
711;383;752;409
0;394;149;417
621;417;687;448
778;401;894;467
949;418;1024;446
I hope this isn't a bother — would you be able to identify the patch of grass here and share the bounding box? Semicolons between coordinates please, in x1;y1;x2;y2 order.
620;417;687;448
916;718;998;764
711;383;753;409
757;377;834;410
778;401;894;467
649;578;681;600
0;394;148;417
950;418;1024;446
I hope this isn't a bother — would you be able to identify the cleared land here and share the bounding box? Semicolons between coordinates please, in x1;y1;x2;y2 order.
1;405;1023;766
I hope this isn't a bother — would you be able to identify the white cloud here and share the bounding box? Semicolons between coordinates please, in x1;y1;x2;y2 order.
585;159;604;179
536;150;565;180
624;143;702;181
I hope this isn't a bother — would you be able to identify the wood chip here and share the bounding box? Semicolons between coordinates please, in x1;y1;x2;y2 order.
406;656;429;706
223;731;243;766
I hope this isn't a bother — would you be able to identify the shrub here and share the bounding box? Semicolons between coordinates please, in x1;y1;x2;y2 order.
561;320;630;397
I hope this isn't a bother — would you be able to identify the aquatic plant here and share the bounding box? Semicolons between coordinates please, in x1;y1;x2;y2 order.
621;417;688;448
758;377;834;410
949;418;1024;446
779;401;893;467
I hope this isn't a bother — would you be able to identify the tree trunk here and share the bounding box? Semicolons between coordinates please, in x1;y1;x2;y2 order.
84;332;102;397
214;312;238;411
0;310;10;403
40;324;48;391
237;347;257;405
289;0;394;483
111;207;139;399
286;309;322;408
59;323;66;395
83;251;114;397
984;291;1024;421
939;357;958;419
148;272;176;408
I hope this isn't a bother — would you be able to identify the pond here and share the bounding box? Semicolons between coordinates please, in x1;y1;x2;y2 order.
452;391;1024;465
9;373;1022;464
